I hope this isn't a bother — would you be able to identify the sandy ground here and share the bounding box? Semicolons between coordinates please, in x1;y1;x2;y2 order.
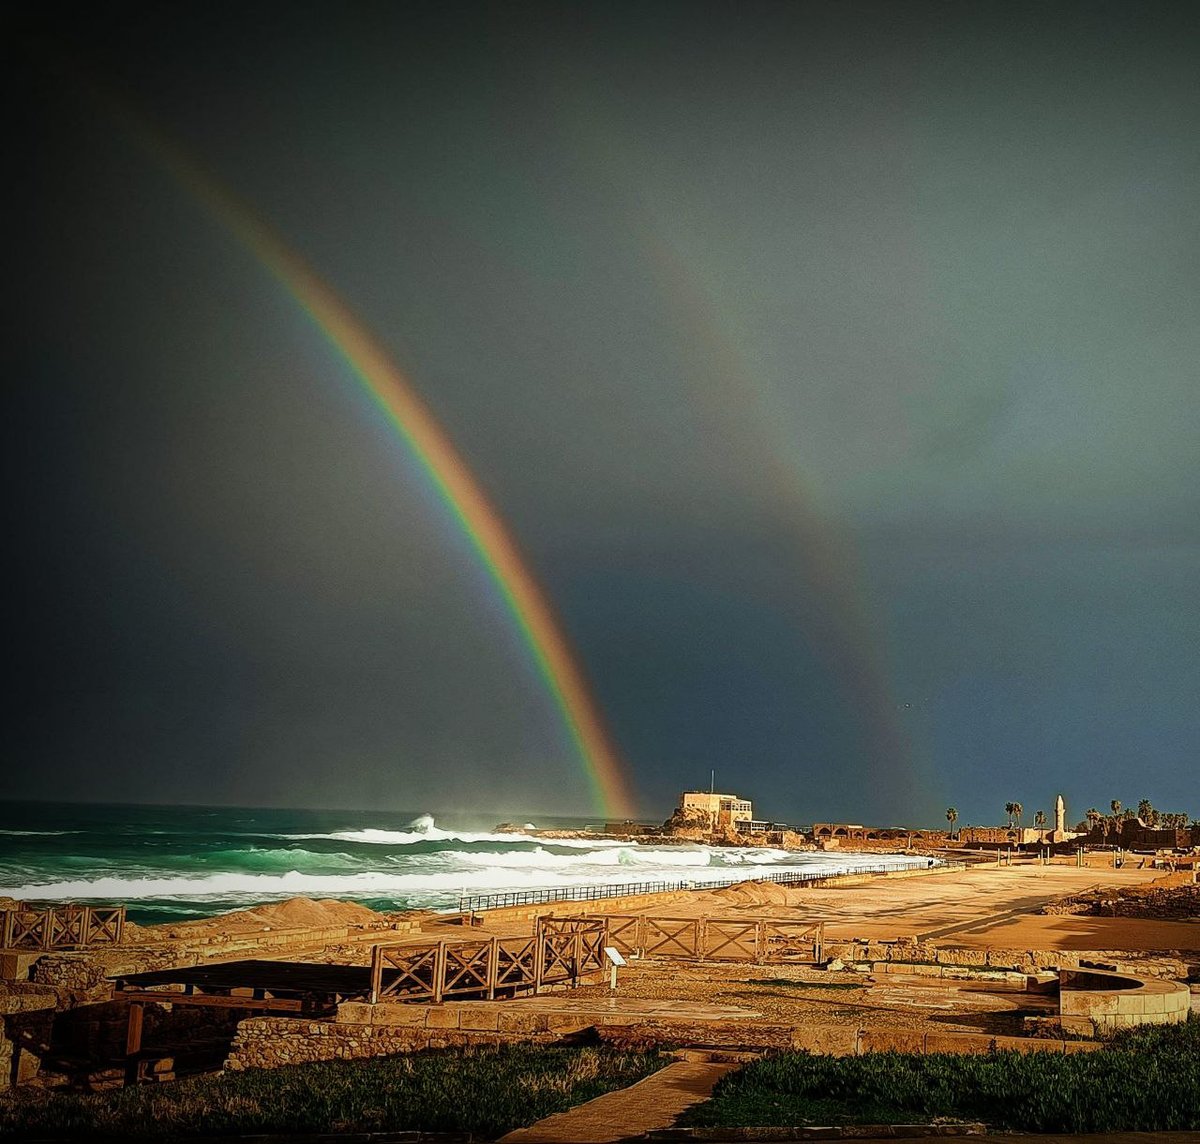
421;860;1196;1040
948;913;1200;951
566;958;1055;1037
445;861;1167;943
128;859;1196;967
754;864;1162;942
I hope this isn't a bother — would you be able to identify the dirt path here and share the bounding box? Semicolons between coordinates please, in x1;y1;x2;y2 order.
498;1060;737;1143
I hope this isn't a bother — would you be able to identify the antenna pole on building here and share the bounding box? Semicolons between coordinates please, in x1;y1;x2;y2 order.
710;769;714;794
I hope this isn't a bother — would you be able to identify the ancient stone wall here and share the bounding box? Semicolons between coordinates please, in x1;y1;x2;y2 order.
1043;884;1200;921
225;1016;527;1070
821;939;1188;979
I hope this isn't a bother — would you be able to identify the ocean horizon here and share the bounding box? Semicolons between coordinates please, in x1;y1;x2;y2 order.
0;801;924;925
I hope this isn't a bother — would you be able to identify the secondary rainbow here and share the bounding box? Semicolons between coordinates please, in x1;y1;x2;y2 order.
141;129;636;819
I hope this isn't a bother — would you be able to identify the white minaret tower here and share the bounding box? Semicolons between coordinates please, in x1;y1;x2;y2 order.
1054;794;1066;837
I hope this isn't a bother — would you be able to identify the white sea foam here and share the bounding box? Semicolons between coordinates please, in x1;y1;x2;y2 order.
272;826;625;850
0;830;78;837
2;851;925;902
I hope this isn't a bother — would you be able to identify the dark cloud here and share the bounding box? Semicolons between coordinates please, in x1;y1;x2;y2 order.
4;1;1197;824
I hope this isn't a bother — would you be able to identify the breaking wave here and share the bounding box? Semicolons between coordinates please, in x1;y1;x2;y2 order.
0;810;926;922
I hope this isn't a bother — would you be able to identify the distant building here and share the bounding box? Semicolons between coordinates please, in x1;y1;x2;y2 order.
1083;818;1198;851
603;821;658;836
735;819;794;835
677;790;753;831
811;823;913;843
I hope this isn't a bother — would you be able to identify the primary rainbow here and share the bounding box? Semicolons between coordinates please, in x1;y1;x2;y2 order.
142;130;636;819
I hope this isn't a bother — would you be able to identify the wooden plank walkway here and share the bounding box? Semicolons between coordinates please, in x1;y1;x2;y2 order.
499;1059;736;1144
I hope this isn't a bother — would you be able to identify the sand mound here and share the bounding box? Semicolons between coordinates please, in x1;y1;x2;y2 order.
711;880;791;906
233;897;384;929
141;897;387;941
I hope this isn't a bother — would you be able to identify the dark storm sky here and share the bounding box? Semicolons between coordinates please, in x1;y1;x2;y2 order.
5;2;1198;826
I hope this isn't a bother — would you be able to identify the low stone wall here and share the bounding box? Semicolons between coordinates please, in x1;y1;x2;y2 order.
228;1012;1102;1073
1052;883;1200;921
823;940;1189;979
225;1015;535;1070
1059;966;1191;1034
226;986;1106;1073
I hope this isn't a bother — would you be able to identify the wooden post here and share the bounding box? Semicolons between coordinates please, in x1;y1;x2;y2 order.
43;908;55;951
696;916;707;959
486;936;499;1000
572;930;583;985
534;920;546;993
369;945;383;1004
2;909;11;950
124;1001;144;1086
433;940;447;1004
814;923;823;965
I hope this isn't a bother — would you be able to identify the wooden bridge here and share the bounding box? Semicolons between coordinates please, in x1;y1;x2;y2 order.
2;904;125;951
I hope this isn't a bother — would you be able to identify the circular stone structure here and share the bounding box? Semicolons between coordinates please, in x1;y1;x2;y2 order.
1058;966;1190;1035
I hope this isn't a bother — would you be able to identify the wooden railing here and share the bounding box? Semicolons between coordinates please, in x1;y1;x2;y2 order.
369;916;608;1003
1;904;126;951
597;914;823;964
457;861;961;914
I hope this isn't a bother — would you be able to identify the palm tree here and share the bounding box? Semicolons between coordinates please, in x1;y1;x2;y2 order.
1012;802;1024;831
1086;808;1101;832
945;807;958;838
1137;798;1154;825
1034;810;1047;839
1004;802;1015;828
1110;799;1122;819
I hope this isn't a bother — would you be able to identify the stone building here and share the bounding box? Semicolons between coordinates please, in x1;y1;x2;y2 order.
674;790;754;831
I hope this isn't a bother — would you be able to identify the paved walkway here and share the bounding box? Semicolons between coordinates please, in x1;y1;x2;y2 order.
499;1059;737;1143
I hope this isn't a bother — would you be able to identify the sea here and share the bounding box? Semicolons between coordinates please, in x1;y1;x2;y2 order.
0;802;926;925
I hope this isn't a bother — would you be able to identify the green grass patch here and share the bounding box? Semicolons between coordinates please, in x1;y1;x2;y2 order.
681;1016;1200;1133
0;1044;664;1141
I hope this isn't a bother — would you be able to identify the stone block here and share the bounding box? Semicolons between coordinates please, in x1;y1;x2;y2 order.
457;1007;500;1031
860;1029;923;1054
790;1025;859;1056
1006;1038;1063;1054
497;1011;550;1034
0;953;42;982
923;1033;993;1055
423;1007;461;1029
346;1002;425;1027
15;1047;41;1084
546;1015;591;1033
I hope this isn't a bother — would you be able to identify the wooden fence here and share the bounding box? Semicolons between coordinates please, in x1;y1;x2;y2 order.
2;904;125;951
457;861;961;914
369;916;608;1003
597;914;823;964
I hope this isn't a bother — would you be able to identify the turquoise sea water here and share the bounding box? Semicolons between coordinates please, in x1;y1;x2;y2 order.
0;801;923;924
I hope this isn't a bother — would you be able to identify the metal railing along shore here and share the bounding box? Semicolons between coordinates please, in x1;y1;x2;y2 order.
456;859;963;914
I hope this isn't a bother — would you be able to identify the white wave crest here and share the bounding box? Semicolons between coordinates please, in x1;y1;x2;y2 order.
3;852;927;903
276;826;622;850
0;830;78;837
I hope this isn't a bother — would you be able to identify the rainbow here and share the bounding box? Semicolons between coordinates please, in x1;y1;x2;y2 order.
133;126;637;819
